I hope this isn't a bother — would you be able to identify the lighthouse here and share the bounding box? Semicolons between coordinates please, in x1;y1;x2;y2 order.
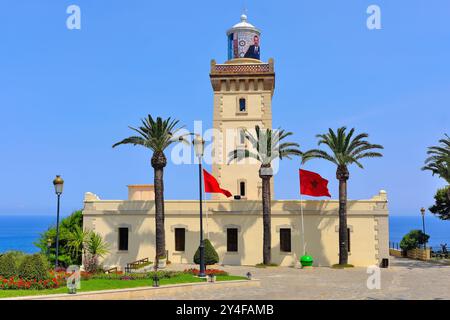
210;14;275;200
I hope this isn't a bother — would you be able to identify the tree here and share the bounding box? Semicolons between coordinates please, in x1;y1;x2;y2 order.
35;210;83;267
302;127;383;265
83;232;110;273
229;126;302;265
67;225;90;258
429;186;450;220
400;230;430;252
422;134;450;201
113;115;184;259
194;239;219;267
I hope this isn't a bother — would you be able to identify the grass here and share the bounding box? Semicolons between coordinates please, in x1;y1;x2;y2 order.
255;263;279;268
0;274;247;299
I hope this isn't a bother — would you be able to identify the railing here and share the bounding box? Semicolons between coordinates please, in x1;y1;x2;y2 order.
124;257;150;273
105;267;118;274
212;63;271;74
431;244;448;259
389;242;403;258
389;241;400;250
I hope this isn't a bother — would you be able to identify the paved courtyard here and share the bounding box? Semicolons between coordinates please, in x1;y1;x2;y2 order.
152;257;450;300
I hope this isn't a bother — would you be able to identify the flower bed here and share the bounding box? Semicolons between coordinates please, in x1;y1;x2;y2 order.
0;275;63;290
184;268;228;276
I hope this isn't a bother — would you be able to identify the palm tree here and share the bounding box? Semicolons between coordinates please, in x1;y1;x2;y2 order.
228;125;302;265
83;231;110;273
302;127;383;265
422;134;450;200
67;225;89;260
113;115;184;259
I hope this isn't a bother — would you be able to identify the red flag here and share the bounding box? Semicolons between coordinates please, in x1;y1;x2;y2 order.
203;169;232;198
299;169;331;197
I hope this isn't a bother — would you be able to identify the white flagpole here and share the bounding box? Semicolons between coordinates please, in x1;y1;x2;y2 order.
300;193;306;256
204;188;210;239
300;170;306;256
201;169;210;239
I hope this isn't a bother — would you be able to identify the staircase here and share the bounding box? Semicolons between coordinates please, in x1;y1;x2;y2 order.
124;257;151;273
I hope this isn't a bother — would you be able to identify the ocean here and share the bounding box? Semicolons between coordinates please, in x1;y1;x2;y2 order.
0;215;448;254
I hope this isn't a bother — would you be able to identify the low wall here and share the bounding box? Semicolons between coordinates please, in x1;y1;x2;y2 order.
389;249;402;258
406;248;431;261
7;279;259;300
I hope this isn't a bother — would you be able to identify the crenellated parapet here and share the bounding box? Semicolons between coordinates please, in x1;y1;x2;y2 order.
210;58;275;93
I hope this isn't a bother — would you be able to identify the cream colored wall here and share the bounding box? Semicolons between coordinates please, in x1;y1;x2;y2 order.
83;191;389;269
127;185;155;201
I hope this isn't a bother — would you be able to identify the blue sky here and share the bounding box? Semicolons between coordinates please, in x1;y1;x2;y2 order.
0;0;449;217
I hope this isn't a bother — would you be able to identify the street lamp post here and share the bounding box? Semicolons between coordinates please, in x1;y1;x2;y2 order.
53;175;64;269
193;135;206;278
47;238;52;258
420;207;426;250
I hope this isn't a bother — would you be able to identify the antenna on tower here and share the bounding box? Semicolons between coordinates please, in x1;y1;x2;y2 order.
242;0;248;17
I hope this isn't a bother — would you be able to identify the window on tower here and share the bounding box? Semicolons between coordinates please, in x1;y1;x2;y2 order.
239;98;246;112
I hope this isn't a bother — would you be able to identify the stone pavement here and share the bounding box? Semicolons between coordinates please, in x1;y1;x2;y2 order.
150;257;450;300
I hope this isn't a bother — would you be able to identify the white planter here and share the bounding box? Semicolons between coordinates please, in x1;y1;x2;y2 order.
157;260;166;269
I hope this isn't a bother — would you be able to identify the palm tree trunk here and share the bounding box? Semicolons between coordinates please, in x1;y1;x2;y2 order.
153;165;166;259
260;167;272;265
338;178;349;265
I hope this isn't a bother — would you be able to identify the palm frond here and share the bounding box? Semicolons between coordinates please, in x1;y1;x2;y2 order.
228;125;301;166
112;115;184;153
304;127;383;170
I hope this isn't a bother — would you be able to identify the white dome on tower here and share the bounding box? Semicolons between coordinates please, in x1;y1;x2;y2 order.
227;14;260;36
226;14;262;61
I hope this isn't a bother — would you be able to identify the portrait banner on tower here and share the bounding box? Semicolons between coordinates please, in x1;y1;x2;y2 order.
228;30;261;60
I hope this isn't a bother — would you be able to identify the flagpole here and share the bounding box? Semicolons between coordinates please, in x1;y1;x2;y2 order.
203;181;210;239
300;176;306;256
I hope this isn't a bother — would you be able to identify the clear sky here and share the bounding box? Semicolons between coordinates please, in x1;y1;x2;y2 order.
0;0;449;217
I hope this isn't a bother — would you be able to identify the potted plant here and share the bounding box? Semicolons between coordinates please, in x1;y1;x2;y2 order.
157;256;166;269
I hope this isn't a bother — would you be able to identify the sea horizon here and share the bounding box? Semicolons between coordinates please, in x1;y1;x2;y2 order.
0;214;448;254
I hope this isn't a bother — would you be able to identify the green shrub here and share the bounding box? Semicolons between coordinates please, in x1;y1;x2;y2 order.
193;239;219;266
400;230;430;251
34;210;83;267
0;253;19;278
18;254;49;281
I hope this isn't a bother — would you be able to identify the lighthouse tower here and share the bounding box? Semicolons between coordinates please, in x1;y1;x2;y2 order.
210;14;275;200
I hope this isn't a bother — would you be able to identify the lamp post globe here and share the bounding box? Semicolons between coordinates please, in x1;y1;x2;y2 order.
193;134;205;158
53;175;64;195
53;175;64;269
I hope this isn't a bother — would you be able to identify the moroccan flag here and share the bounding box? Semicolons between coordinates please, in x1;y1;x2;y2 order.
299;169;331;197
203;169;232;198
